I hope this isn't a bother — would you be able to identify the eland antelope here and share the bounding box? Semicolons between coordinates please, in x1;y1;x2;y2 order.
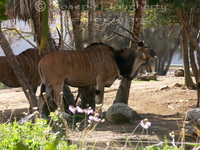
38;27;157;112
0;48;41;93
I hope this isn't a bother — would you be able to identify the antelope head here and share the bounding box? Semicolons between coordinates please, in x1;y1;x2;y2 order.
114;26;157;80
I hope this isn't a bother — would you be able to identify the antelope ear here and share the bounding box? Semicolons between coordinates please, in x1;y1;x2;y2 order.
138;41;144;47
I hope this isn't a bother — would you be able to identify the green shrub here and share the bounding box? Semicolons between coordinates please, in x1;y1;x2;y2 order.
0;119;76;150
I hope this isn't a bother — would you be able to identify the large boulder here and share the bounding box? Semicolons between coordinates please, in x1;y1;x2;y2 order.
174;69;184;77
185;108;200;135
186;108;200;125
106;103;141;124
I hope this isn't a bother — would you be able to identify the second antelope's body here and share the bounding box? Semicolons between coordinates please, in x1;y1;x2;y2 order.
0;48;41;92
39;42;156;111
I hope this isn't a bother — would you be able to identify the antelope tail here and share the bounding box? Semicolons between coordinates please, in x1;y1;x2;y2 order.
38;63;45;84
56;27;62;50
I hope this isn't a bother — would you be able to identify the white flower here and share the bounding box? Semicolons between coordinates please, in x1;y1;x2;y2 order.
140;119;151;129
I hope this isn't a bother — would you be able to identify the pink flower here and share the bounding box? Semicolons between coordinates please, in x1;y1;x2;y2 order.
87;107;94;115
140;119;151;129
69;105;76;114
95;113;99;117
76;106;85;113
84;107;94;115
88;115;100;124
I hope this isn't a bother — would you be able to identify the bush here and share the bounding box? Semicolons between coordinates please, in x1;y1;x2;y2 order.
0;119;76;150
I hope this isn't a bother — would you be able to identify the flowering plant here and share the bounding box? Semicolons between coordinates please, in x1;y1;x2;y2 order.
140;118;151;129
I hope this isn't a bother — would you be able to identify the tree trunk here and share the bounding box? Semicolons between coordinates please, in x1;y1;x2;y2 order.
68;0;83;50
197;68;200;107
31;2;56;55
176;9;200;61
63;82;75;107
155;58;158;73
114;0;146;104
157;52;161;74
157;52;164;75
31;8;43;47
79;86;96;109
160;55;165;75
0;29;38;111
189;42;198;82
130;0;146;41
59;9;64;50
164;30;182;75
88;0;95;43
182;29;196;89
114;78;131;104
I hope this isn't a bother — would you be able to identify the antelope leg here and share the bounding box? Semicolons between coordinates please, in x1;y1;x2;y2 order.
38;83;53;112
95;83;105;116
53;83;65;112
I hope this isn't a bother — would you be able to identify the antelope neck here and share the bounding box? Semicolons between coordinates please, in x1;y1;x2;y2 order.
114;48;136;79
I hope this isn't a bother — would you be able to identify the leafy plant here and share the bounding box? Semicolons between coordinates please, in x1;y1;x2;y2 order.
0;0;7;23
0;119;74;150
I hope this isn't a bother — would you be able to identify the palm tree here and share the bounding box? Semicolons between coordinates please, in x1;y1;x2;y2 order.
6;0;56;54
5;0;58;111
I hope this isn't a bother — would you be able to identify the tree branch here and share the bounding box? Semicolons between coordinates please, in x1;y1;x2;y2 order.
176;9;200;53
0;27;38;49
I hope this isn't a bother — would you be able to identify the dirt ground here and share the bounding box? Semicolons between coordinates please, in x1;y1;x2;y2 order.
0;75;198;149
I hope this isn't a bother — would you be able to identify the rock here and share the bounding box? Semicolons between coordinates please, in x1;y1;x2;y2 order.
185;124;196;135
185;108;200;135
59;112;72;120
186;108;200;122
18;113;35;125
18;111;46;125
174;69;184;77
181;86;187;90
136;72;158;81
160;85;169;90
173;83;182;87
106;103;141;124
18;111;71;126
168;105;174;110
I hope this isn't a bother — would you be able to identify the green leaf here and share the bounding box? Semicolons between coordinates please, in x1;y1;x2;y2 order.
164;135;168;148
92;142;96;150
16;142;31;150
188;143;200;147
47;138;59;150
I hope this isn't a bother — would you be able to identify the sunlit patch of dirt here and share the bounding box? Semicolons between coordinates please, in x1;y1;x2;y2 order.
0;75;197;148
